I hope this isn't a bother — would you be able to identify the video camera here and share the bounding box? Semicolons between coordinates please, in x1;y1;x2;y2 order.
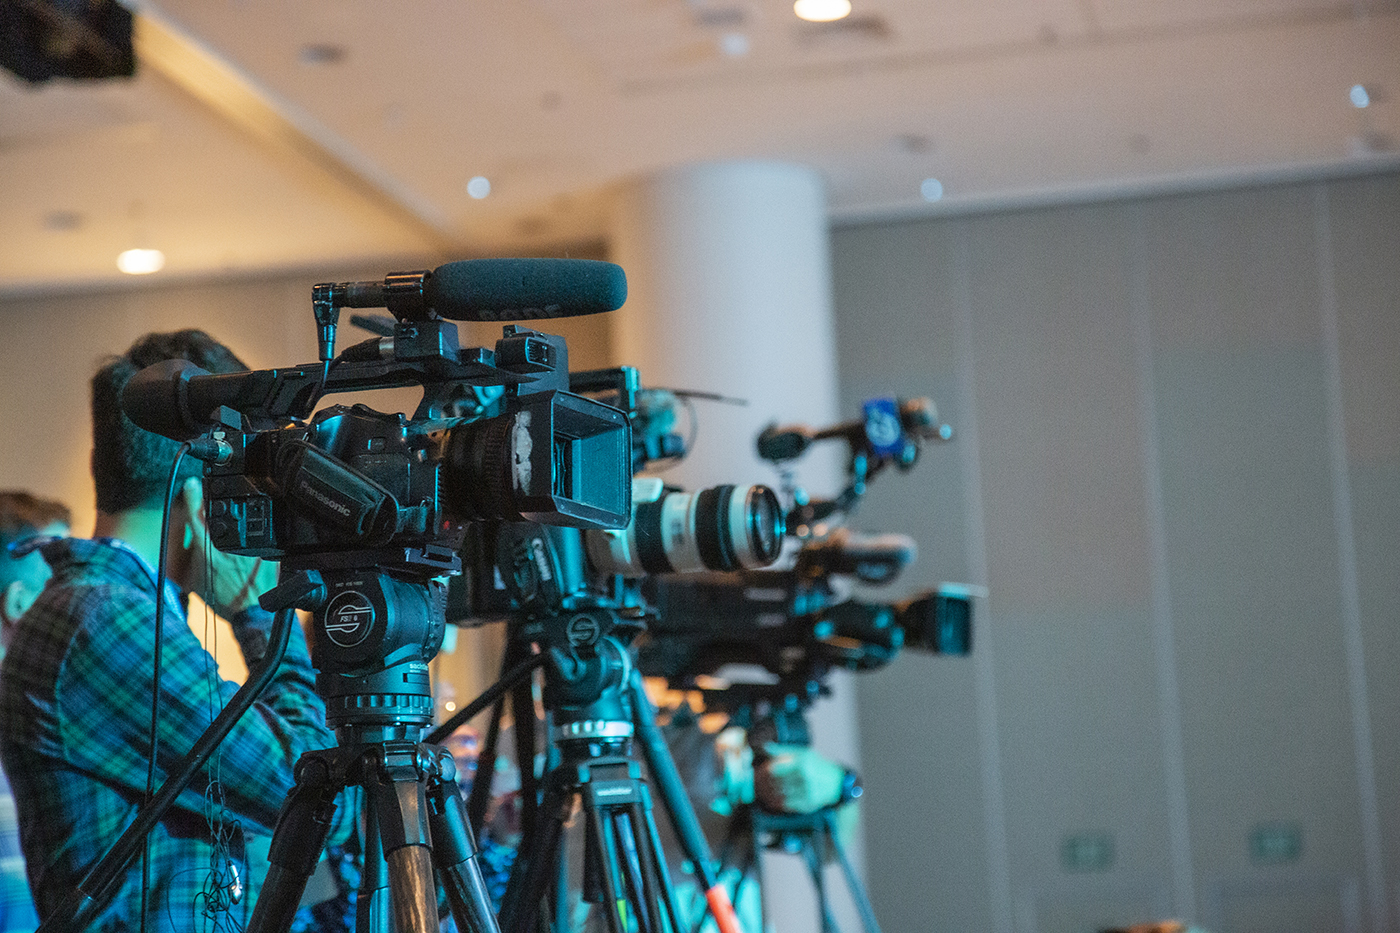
446;363;787;631
121;258;635;727
123;259;635;575
636;392;975;687
758;395;952;534
635;528;975;685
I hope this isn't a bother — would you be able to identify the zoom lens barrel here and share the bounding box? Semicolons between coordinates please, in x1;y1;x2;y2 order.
585;478;784;576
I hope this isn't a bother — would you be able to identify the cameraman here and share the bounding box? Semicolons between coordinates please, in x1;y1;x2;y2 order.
0;330;349;931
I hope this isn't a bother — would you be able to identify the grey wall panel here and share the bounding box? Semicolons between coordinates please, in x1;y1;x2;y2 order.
1326;173;1400;917
1141;181;1368;891
957;202;1175;901
961;203;1153;615
832;170;1400;933
1151;347;1363;871
834;220;997;933
990;607;1173;881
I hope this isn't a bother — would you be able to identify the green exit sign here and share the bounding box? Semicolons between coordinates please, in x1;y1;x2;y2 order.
1250;822;1303;865
1060;832;1115;872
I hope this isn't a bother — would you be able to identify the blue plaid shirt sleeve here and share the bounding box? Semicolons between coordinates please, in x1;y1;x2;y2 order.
0;539;355;931
57;587;336;837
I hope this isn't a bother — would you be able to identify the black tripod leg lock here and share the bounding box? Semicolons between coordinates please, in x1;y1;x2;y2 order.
426;749;502;933
370;742;434;853
246;754;343;933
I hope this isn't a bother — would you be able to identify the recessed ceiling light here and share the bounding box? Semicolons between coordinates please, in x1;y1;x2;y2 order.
298;43;346;66
794;0;851;23
42;210;83;231
718;32;750;57
117;248;165;275
466;176;491;199
1350;84;1371;108
920;178;944;202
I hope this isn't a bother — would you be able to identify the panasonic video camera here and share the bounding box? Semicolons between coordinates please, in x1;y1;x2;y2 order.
122;259;635;579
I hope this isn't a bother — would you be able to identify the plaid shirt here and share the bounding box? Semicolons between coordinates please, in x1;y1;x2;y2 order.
0;537;346;932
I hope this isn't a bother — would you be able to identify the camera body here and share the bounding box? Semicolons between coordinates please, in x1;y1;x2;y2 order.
636;555;974;685
121;260;638;727
179;326;632;575
447;369;787;626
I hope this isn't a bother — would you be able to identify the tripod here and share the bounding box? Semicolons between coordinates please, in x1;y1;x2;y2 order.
244;564;501;933
698;687;882;933
438;613;744;933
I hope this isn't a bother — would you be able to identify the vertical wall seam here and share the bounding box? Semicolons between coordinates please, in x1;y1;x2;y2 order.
1314;181;1388;933
953;221;1015;933
1130;202;1197;918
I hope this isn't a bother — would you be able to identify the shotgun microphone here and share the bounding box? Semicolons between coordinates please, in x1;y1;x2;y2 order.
337;258;627;321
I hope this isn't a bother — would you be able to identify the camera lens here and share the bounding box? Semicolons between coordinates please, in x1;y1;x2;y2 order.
586;483;785;576
441;390;632;529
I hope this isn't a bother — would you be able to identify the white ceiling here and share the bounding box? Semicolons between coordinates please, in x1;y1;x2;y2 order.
1;0;1397;294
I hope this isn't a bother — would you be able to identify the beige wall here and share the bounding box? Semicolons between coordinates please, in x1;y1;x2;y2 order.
834;170;1400;933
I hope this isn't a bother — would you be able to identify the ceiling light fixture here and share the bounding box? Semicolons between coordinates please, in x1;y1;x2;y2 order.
794;0;851;23
920;178;945;202
718;32;750;57
298;43;346;66
117;248;166;275
466;176;491;199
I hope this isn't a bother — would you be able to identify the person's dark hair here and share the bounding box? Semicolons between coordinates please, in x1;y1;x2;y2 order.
0;490;71;562
91;329;249;514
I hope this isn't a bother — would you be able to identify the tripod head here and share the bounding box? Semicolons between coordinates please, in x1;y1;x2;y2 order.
297;561;449;740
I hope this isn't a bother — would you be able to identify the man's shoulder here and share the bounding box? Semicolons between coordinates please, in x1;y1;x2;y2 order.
8;541;157;666
40;538;156;609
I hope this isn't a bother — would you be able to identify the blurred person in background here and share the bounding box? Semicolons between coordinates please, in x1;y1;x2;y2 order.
0;490;71;933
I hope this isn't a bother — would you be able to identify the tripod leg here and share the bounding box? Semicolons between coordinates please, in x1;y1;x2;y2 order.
800;840;839;933
512;665;541;849
366;744;439;933
634;786;686;933
694;814;755;933
750;816;768;933
426;753;503;933
586;803;631;933
551;832;569;933
246;754;343;933
628;670;746;933
467;695;505;833
614;807;666;933
500;774;571;933
821;811;883;933
357;805;393;933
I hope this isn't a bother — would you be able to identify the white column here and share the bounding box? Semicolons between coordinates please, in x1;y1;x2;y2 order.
609;160;865;933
